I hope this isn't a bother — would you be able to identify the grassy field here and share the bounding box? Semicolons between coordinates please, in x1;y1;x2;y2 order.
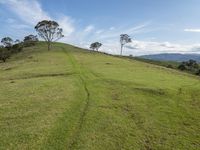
134;57;200;76
134;57;180;69
0;42;199;150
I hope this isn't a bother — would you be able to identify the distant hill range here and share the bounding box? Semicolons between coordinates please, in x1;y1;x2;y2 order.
139;53;200;62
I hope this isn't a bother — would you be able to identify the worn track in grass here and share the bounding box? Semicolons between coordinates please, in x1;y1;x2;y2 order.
62;47;93;149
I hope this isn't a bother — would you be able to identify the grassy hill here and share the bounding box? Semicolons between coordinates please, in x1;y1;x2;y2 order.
134;57;180;68
0;42;199;150
134;57;200;76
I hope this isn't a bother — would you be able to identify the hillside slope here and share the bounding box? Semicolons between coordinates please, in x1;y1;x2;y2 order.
0;43;199;150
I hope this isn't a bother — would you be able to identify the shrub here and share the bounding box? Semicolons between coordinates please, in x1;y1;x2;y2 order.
0;47;11;62
23;35;38;47
178;63;187;70
178;60;200;76
167;64;173;68
196;69;200;76
11;43;23;53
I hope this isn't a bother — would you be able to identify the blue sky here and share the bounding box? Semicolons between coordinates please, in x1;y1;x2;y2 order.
1;0;200;55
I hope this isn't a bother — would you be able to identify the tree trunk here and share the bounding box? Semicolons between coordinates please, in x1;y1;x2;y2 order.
120;44;123;55
47;42;51;51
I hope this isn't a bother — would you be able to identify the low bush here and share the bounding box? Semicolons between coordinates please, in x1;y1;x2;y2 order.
178;59;200;75
11;43;23;53
0;47;11;62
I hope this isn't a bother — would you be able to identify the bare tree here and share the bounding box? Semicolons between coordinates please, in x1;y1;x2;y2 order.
90;42;102;51
35;20;64;50
120;34;132;55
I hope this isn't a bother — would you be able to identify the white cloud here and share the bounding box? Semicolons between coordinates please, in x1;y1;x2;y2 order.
0;0;75;40
96;30;104;34
6;18;15;23
10;24;30;30
122;41;200;56
84;25;95;32
126;22;151;34
109;27;115;30
190;46;200;52
5;17;30;29
57;16;75;37
0;0;50;25
95;22;150;40
184;29;200;32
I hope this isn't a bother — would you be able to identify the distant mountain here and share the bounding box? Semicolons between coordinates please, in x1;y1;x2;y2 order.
139;53;200;62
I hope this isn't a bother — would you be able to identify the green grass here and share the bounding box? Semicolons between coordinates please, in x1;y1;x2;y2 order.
0;42;199;149
134;57;200;76
134;57;180;69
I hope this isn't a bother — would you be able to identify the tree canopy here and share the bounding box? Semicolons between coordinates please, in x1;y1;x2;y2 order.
90;42;102;51
24;35;38;43
178;59;200;75
1;37;13;48
35;20;64;50
120;34;132;55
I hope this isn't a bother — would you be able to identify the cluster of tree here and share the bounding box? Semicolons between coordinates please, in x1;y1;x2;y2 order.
0;20;65;62
35;23;132;54
0;37;21;62
178;59;200;75
23;35;38;47
1;19;133;62
0;35;39;62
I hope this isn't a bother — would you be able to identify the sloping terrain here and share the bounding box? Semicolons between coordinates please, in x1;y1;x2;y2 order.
0;43;199;150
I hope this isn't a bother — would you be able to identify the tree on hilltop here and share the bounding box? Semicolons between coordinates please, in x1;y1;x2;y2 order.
90;42;102;51
24;35;38;43
35;20;64;50
120;34;132;55
1;37;13;49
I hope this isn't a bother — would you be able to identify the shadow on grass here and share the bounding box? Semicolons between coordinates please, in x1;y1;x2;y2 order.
7;72;76;81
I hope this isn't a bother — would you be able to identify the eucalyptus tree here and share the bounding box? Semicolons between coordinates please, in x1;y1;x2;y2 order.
90;42;102;51
1;37;13;48
35;20;64;50
24;35;38;43
120;34;132;55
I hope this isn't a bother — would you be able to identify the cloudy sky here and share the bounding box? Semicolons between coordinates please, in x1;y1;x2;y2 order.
1;0;200;55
